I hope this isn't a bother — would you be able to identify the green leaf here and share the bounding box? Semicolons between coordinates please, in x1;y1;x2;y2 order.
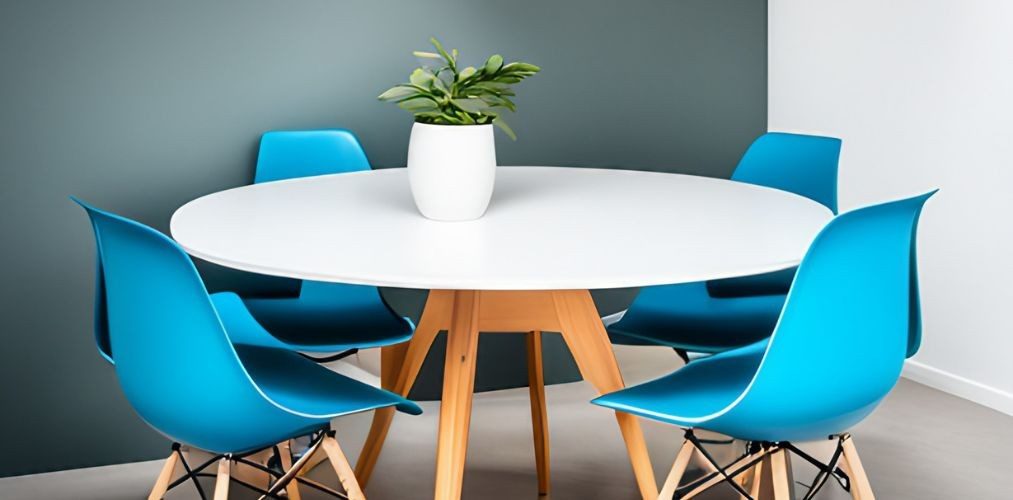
493;116;517;140
397;95;439;112
377;85;420;101
465;82;515;96
394;92;438;104
412;51;442;59
437;113;465;125
490;75;523;84
409;68;435;87
484;54;504;74
481;95;516;111
458;66;477;81
451;98;491;113
430;73;450;94
429;37;456;71
501;62;541;73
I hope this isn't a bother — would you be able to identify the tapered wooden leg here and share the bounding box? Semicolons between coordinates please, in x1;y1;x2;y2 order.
526;330;551;496
433;290;481;500
838;455;860;500
552;289;659;499
770;449;792;500
355;290;452;486
147;450;180;500
749;459;765;498
735;459;751;499
658;439;695;499
278;440;302;500
231;447;272;489
734;444;755;490
213;457;230;500
841;435;875;500
322;435;365;500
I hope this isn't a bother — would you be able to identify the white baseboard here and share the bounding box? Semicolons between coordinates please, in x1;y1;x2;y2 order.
902;360;1013;416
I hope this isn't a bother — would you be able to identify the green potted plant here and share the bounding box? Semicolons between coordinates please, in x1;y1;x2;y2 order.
379;38;539;221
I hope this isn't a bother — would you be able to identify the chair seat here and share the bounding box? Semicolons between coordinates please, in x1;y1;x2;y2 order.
607;282;785;353
592;340;766;428
213;284;413;353
236;344;422;419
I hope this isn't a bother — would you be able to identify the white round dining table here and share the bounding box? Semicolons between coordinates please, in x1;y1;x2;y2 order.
171;166;832;500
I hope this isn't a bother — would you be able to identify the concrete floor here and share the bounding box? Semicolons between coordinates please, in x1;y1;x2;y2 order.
3;345;1011;499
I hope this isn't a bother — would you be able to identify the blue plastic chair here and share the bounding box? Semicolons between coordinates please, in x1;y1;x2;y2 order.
240;129;414;359
607;132;842;359
74;198;421;499
81;211;114;365
594;192;935;499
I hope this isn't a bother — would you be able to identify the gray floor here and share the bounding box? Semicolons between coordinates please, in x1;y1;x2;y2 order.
3;346;1010;499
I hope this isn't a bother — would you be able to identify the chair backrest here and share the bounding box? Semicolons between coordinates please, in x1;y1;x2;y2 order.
82;211;114;363
73;199;300;451
254;129;371;184
732;132;842;213
906;229;924;358
712;191;935;440
254;129;377;300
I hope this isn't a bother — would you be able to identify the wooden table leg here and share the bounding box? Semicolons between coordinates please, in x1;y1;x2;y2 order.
355;290;451;487
526;330;551;495
434;290;481;499
551;290;659;499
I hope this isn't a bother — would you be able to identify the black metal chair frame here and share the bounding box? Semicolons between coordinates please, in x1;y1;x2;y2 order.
671;429;855;500
161;427;348;500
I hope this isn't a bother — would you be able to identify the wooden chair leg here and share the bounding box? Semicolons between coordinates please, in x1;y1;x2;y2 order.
770;449;792;500
658;439;695;499
526;330;551;496
231;447;272;489
147;450;180;500
749;459;764;499
278;440;302;500
355;290;450;487
841;435;875;500
213;457;230;500
693;447;720;474
296;442;327;478
323;434;366;499
838;455;860;500
735;459;752;500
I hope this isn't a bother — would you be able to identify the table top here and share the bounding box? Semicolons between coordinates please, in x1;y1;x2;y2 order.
171;166;833;290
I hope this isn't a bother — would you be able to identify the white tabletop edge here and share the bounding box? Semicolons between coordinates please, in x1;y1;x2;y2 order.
170;166;831;290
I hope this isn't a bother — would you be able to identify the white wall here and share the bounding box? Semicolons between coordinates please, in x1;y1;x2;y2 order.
769;0;1013;415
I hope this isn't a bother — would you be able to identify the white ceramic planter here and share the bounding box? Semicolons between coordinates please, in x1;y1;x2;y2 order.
407;122;496;221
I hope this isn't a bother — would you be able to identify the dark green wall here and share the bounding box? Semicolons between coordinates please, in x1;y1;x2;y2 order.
0;0;766;477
